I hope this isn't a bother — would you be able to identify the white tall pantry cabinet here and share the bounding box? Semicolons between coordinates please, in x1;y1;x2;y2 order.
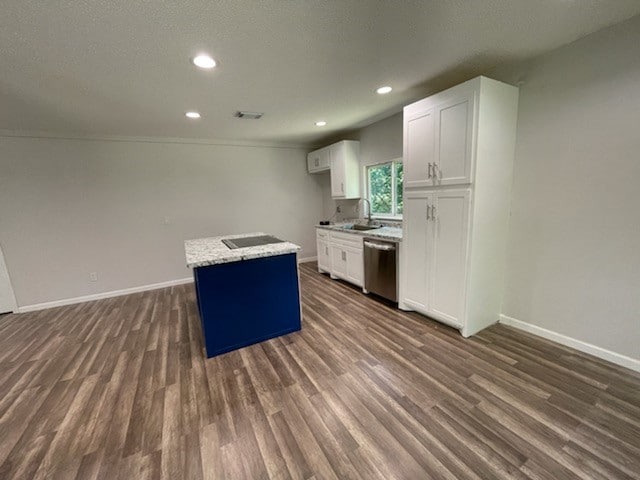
399;76;519;337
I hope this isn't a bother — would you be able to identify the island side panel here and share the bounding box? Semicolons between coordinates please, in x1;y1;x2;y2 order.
193;253;302;358
193;267;205;333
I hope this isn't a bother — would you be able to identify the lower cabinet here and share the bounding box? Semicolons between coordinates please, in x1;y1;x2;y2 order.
330;245;348;278
345;247;364;286
316;229;363;288
400;189;471;329
317;230;331;272
331;245;363;287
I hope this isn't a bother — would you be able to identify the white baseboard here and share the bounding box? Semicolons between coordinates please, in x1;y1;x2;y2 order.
17;258;318;314
298;256;317;264
499;314;640;373
17;277;194;313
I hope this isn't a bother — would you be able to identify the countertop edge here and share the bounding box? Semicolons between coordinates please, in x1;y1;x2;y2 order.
315;224;402;242
185;232;301;268
187;247;301;268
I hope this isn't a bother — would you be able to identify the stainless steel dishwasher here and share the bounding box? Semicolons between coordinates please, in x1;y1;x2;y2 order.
363;238;398;302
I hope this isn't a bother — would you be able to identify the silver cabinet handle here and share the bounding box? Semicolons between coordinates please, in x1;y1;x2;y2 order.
428;163;433;179
433;163;439;179
325;246;328;255
432;205;437;220
341;251;346;261
340;182;344;193
315;158;319;166
426;204;430;220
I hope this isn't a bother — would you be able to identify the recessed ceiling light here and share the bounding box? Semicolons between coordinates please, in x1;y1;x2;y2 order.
185;111;201;119
376;86;393;95
192;54;217;69
315;121;327;127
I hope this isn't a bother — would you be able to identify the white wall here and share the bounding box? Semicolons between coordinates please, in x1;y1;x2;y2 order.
0;136;324;307
490;15;640;360
359;113;403;169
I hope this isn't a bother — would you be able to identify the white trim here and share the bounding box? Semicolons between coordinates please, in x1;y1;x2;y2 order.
17;277;193;313
499;314;640;373
366;158;404;219
0;245;18;314
297;256;318;264
0;129;309;150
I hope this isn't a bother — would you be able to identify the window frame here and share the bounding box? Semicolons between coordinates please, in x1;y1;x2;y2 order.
366;158;403;220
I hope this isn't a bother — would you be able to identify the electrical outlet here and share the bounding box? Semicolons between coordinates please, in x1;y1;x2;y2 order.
336;205;341;213
89;272;98;282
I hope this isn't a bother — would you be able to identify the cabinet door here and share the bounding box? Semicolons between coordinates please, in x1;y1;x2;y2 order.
404;109;435;188
345;248;364;287
331;245;348;279
307;147;330;173
317;239;331;272
401;192;433;313
433;92;475;185
307;151;319;172
330;150;346;197
428;189;470;327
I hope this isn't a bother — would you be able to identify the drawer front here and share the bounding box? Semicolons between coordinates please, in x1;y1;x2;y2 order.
330;231;363;249
316;229;330;240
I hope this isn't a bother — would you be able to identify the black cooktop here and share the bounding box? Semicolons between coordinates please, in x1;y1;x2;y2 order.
222;235;285;249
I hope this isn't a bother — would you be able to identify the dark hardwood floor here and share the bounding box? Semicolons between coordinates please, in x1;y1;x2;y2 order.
0;262;639;479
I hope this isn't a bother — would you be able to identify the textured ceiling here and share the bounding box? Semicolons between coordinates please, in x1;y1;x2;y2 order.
1;1;639;145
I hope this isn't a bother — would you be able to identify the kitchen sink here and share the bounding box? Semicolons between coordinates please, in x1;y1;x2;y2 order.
342;224;381;231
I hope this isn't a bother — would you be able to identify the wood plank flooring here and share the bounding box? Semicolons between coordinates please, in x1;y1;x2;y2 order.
1;262;639;479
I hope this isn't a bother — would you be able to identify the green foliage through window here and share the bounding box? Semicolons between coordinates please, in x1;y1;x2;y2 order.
367;160;403;217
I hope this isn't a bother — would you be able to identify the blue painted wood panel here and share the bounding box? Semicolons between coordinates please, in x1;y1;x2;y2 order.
193;253;301;358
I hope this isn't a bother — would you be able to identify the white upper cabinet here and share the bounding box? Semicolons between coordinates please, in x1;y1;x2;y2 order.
330;140;361;199
404;109;435;188
404;86;475;187
307;147;330;173
434;92;475;185
307;140;361;199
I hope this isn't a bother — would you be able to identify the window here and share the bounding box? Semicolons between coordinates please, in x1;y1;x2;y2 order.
367;159;403;218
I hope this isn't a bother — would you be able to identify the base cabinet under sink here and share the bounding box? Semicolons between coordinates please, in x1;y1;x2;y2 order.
331;245;363;287
316;229;363;287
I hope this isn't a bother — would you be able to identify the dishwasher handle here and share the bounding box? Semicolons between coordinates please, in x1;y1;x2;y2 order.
364;240;396;251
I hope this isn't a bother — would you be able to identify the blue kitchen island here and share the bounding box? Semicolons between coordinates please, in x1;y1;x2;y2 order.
185;233;302;358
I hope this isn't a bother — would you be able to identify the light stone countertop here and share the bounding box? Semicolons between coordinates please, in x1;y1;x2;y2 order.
185;232;301;268
316;222;403;242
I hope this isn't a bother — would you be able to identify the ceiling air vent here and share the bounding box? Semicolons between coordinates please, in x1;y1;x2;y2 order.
234;111;263;120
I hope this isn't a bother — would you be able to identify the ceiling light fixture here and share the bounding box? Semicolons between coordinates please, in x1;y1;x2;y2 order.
315;121;327;127
185;111;201;119
192;54;217;69
376;86;393;95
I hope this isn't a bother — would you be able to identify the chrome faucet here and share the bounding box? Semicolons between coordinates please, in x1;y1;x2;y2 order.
358;198;372;224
